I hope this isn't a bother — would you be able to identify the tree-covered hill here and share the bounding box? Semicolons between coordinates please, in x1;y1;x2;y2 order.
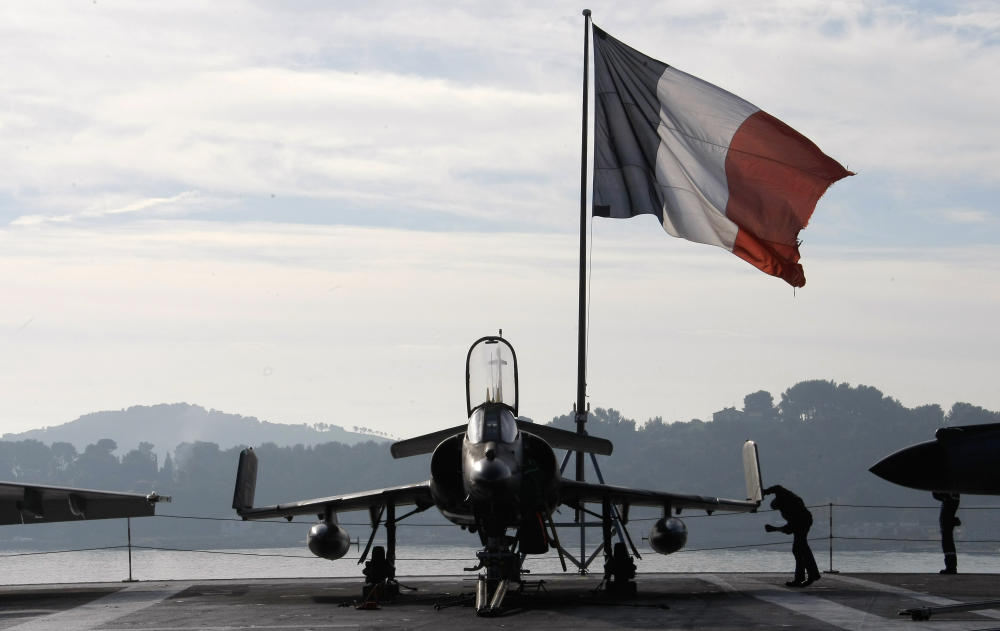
2;380;998;551
1;403;386;458
550;380;998;506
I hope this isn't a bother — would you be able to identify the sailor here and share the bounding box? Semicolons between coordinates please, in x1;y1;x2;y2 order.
763;485;820;587
933;492;961;574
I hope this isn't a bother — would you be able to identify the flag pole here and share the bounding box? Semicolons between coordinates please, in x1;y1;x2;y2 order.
575;7;592;573
571;11;637;576
576;9;591;451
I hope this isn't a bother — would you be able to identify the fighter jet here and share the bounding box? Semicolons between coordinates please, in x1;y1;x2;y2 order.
233;334;762;614
870;422;1000;494
0;482;169;524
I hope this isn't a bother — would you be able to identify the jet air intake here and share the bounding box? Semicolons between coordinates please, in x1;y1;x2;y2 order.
649;517;687;555
307;521;351;560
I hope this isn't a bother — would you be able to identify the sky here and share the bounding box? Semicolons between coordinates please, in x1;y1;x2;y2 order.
2;1;998;441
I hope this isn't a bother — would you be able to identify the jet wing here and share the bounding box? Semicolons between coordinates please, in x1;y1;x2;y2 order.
235;481;434;521
0;482;169;525
390;425;466;459
390;420;613;459
517;422;613;456
558;479;759;515
558;440;762;514
233;447;435;520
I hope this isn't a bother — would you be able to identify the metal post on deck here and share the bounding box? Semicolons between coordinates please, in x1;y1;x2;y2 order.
386;502;396;576
125;517;137;582
827;502;839;574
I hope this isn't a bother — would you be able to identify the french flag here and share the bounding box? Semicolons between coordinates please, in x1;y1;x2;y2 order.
592;25;853;287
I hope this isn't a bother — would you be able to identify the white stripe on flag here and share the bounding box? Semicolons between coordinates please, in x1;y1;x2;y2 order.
654;66;758;251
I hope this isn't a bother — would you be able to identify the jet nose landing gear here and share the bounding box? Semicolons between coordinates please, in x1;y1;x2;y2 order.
473;535;522;616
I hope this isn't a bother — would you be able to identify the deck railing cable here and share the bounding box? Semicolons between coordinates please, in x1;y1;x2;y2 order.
3;503;997;576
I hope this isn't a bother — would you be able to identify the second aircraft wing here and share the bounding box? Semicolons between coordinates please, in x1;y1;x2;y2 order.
0;481;169;525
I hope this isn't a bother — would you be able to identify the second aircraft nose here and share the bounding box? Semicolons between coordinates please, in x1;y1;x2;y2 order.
870;441;944;491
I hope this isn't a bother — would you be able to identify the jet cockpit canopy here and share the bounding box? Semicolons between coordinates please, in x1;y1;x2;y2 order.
465;335;518;417
466;406;518;444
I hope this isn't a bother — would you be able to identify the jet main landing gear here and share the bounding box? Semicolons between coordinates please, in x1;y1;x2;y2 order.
600;542;637;597
360;545;399;607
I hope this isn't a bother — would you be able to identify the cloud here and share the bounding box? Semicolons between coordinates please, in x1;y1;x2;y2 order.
1;1;997;239
3;60;575;227
1;1;998;434
11;191;202;226
941;208;992;224
934;9;1000;33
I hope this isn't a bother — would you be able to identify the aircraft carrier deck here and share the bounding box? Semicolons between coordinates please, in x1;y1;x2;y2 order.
2;572;998;630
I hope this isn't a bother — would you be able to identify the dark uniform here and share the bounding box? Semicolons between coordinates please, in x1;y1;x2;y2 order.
764;485;820;586
933;492;960;574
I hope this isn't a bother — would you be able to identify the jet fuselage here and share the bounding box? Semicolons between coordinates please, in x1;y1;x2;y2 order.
429;402;559;539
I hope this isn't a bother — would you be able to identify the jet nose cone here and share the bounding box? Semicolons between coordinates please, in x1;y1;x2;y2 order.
868;456;899;483
471;458;511;485
870;441;946;491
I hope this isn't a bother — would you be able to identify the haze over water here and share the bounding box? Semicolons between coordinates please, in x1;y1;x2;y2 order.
3;546;997;586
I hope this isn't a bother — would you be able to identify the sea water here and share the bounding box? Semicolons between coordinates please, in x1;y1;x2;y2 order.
1;545;997;585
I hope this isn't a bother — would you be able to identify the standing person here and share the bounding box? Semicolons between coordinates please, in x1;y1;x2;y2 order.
933;492;961;574
763;485;820;587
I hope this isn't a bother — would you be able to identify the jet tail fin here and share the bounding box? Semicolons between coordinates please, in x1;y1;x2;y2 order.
743;440;763;506
232;447;258;513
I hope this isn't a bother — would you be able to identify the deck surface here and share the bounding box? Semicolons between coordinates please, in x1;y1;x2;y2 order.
1;573;999;630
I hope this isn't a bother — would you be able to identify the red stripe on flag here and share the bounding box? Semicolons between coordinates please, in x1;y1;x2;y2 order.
733;230;806;287
724;111;853;287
